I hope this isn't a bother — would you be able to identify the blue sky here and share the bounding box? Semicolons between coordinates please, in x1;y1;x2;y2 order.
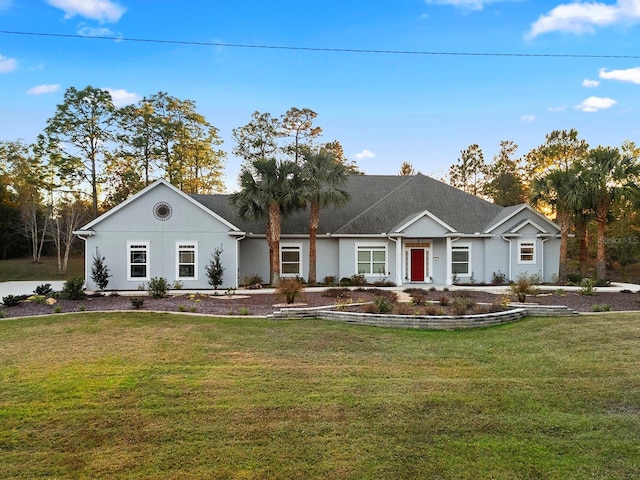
1;0;640;190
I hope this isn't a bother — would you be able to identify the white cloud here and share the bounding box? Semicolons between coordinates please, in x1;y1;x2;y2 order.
78;25;114;37
520;114;535;122
105;88;141;107
0;54;17;73
582;79;600;87
575;96;617;112
425;0;514;10
528;0;640;38
354;149;376;160
599;66;640;84
548;105;567;112
46;0;125;23
26;84;60;95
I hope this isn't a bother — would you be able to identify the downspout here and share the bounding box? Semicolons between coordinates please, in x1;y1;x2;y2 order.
502;236;512;282
446;237;459;286
72;230;94;289
234;234;246;289
387;235;402;286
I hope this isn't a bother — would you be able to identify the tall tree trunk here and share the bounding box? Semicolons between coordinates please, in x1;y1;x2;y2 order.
557;209;570;284
308;200;320;285
268;202;281;286
575;215;589;277
596;211;607;282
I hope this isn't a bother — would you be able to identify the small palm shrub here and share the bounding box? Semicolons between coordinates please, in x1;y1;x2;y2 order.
276;278;305;304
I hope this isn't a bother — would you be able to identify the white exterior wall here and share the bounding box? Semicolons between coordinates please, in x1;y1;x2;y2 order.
83;183;239;290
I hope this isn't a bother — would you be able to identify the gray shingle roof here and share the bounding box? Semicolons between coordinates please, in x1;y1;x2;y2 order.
191;173;508;235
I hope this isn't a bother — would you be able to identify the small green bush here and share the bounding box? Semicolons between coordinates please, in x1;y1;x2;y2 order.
53;306;62;314
130;297;144;309
0;311;5;318
339;277;352;286
148;277;169;298
579;278;596;296
592;304;611;312
243;274;263;288
61;277;86;300
239;307;250;315
350;274;367;286
34;283;54;296
374;296;393;313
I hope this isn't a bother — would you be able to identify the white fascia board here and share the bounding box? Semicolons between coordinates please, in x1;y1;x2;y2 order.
394;210;456;234
78;179;241;232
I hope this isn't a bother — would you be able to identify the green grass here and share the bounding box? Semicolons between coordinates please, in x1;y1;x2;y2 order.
0;313;639;479
0;255;84;282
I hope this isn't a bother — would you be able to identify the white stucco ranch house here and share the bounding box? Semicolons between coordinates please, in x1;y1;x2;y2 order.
74;174;561;290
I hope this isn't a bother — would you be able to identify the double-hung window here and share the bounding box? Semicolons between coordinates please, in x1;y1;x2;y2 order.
357;244;387;275
177;242;197;280
280;244;302;277
128;242;149;281
518;240;536;264
451;244;470;276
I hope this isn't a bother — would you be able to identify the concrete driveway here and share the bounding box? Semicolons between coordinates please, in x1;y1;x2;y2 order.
0;281;66;297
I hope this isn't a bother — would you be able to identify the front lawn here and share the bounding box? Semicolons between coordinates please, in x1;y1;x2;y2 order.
0;313;638;479
0;256;84;282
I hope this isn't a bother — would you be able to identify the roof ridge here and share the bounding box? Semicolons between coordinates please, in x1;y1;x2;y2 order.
334;175;417;233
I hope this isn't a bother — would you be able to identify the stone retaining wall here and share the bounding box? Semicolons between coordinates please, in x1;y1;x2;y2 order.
271;303;578;330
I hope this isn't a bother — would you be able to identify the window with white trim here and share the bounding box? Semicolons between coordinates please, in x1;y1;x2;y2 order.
518;240;536;264
280;244;302;277
128;242;149;280
451;244;471;276
177;242;198;279
357;244;387;275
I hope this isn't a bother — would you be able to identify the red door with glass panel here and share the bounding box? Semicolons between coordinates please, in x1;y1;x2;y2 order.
410;249;425;282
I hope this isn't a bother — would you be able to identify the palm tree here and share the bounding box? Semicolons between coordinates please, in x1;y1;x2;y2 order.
580;147;640;281
301;150;350;285
230;158;305;285
530;166;583;284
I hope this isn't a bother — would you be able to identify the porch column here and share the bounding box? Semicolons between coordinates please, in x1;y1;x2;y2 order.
446;237;452;286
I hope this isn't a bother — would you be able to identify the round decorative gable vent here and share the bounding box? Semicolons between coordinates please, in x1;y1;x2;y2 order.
153;201;173;221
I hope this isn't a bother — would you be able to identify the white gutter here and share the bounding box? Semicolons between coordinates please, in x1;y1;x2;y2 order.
234;234;246;288
387;235;402;286
502;236;512;282
541;236;551;283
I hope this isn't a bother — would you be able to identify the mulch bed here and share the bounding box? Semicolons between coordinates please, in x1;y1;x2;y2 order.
1;288;639;319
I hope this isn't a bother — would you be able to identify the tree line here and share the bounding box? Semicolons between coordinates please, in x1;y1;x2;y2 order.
1;84;639;285
435;130;640;284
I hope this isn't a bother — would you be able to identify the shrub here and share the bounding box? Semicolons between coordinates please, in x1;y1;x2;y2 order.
592;304;611;312
323;276;336;286
130;297;144;309
243;274;264;289
339;277;352;286
53;306;62;314
579;278;596;296
276;278;305;304
374;296;393;313
178;305;186;312
172;280;184;290
2;295;22;307
491;271;507;285
451;297;475;315
392;302;414;315
206;247;225;290
425;304;443;316
0;311;5;318
239;307;250;315
61;277;86;300
363;303;379;314
350;274;367;286
429;286;437;292
510;274;533;302
34;283;54;296
567;272;582;285
438;295;450;307
90;248;111;291
148;277;169;298
322;287;350;298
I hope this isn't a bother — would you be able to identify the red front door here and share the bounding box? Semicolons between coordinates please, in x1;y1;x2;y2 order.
410;249;425;282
